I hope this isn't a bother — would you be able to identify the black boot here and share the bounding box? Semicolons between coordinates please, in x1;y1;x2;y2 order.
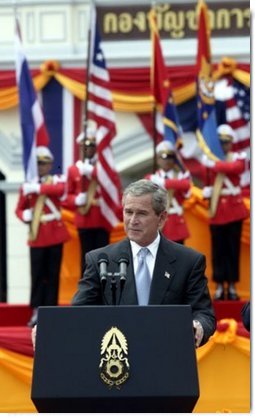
213;284;225;301
227;283;240;301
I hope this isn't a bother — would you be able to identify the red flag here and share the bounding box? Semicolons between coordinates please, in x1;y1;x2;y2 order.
196;0;211;73
86;6;122;230
149;8;170;143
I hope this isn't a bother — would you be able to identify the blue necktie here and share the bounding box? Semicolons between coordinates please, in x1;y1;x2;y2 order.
136;248;151;305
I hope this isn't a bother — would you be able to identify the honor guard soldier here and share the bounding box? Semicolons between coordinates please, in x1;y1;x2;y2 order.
145;140;191;244
15;146;70;327
201;124;249;301
64;121;110;275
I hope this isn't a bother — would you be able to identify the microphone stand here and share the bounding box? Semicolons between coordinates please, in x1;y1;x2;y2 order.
101;263;128;306
101;272;118;306
117;273;127;305
110;273;118;306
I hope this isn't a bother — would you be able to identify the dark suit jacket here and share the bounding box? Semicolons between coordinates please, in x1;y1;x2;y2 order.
72;235;216;345
241;301;250;332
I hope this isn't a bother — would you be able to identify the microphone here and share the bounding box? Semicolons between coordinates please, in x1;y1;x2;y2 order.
98;253;109;286
118;253;129;284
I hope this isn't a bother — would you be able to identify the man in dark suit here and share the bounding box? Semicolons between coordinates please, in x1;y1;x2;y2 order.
72;179;216;347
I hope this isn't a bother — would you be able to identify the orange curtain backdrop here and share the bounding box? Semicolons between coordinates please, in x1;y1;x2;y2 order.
0;58;250;111
0;319;250;413
58;209;81;304
0;348;36;412
194;319;250;413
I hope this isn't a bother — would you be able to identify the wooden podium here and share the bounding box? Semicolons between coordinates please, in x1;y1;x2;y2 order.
31;305;199;412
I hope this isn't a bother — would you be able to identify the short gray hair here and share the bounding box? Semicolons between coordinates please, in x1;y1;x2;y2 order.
122;179;168;215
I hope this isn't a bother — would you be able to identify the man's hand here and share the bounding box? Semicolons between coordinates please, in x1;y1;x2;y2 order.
77;161;94;177
22;208;33;222
75;192;87;206
200;154;216;168
150;175;165;188
202;186;212;199
22;183;41;196
31;324;37;351
193;319;204;348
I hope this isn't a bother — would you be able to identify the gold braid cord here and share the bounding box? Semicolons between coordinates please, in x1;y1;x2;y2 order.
209;153;233;218
29;176;52;241
167;188;174;208
78;179;98;215
167;170;179;209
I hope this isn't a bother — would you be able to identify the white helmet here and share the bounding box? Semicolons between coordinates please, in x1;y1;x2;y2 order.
217;124;235;141
36;146;54;161
76;120;97;144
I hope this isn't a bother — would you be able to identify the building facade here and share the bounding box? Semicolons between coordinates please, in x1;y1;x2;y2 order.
0;0;250;303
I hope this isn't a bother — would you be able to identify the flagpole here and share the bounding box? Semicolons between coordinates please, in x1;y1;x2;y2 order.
152;106;157;171
81;0;94;161
150;1;158;172
13;1;18;23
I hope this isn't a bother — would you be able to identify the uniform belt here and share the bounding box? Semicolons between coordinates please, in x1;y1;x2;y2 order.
220;186;241;196
40;212;61;223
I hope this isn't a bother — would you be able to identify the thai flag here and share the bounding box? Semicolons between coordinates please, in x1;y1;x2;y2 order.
15;17;49;181
41;78;81;175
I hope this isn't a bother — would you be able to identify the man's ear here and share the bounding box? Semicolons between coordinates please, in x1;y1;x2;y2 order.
158;210;168;230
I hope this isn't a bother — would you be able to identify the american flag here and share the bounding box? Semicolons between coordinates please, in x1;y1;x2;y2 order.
15;17;49;181
86;6;122;229
215;76;250;189
225;79;250;188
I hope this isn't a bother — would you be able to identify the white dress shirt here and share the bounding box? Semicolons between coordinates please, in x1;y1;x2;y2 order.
130;233;160;281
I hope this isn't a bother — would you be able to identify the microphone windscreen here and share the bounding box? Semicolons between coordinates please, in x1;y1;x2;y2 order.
118;253;129;265
97;253;109;265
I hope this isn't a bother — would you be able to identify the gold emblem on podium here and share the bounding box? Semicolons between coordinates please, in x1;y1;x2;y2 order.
99;326;130;388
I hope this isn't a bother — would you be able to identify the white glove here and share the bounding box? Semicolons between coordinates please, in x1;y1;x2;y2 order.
22;183;40;196
77;160;94;177
193;320;204;348
202;186;212;199
22;208;33;222
200;154;216;168
150;175;165;188
75;192;87;206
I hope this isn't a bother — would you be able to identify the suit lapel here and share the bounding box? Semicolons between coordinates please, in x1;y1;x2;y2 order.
149;237;176;304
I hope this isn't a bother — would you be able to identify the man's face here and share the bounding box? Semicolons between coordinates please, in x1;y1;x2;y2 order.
123;193;167;247
157;154;176;171
38;161;53;177
83;143;96;159
220;141;232;155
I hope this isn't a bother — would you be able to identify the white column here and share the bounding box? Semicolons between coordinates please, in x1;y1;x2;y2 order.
6;191;30;304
